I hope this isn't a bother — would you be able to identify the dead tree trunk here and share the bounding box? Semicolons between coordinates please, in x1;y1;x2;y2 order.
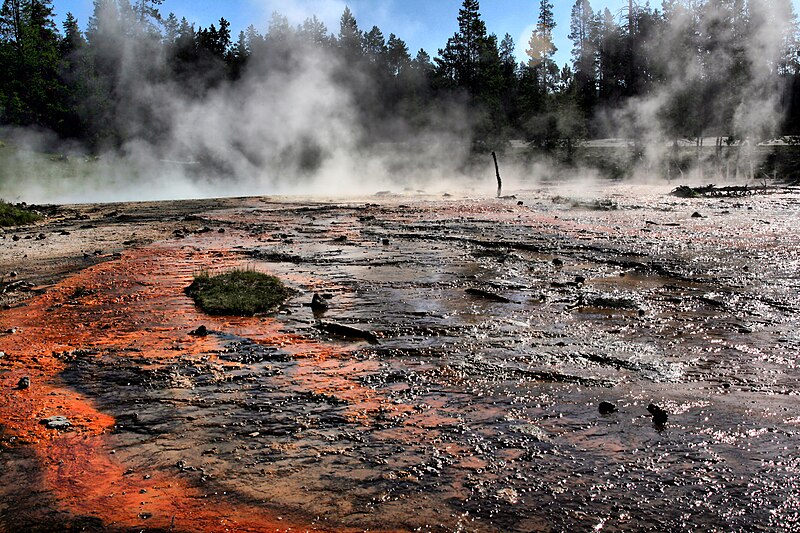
492;151;502;197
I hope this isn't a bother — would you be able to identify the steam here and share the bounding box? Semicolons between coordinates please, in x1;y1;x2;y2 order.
0;1;796;204
611;0;796;181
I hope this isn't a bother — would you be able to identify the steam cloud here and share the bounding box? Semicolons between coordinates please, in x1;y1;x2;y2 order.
0;1;796;204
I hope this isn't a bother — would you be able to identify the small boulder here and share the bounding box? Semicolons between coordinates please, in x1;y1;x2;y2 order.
310;293;329;312
552;258;564;267
17;376;30;390
189;325;209;337
647;403;669;425
598;401;618;415
691;212;704;218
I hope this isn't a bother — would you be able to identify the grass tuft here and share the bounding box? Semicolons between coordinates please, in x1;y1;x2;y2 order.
0;200;42;227
185;269;292;316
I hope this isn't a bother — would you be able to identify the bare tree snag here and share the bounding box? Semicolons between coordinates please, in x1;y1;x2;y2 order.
492;151;502;197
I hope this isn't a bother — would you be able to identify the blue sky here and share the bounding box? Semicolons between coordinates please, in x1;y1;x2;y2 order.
49;0;796;67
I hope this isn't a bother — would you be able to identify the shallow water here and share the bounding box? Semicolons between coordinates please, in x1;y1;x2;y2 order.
1;184;799;531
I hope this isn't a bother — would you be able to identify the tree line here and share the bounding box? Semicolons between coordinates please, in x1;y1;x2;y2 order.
1;0;799;154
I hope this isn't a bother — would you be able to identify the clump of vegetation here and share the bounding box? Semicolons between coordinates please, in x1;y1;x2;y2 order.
0;200;42;227
185;269;292;316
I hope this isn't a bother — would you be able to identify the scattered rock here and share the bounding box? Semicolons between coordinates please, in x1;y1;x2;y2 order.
17;376;30;390
598;401;618;415
189;325;209;337
647;403;669;425
41;416;71;430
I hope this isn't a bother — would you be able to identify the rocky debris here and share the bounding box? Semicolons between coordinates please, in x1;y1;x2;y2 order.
672;184;763;198
317;322;379;344
41;416;71;430
465;288;512;303
2;280;35;293
647;403;669;426
598;401;618;415
17;376;30;390
189;325;209;337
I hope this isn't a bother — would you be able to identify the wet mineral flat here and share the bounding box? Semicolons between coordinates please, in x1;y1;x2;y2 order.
1;184;799;532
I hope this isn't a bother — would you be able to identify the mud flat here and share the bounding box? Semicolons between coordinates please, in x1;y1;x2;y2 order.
1;184;799;532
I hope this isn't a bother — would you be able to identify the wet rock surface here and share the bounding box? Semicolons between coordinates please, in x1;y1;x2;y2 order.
1;185;800;531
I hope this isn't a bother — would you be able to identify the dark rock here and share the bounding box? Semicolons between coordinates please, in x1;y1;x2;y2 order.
9;271;17;277
218;228;225;233
310;293;329;312
12;235;20;241
691;212;704;218
598;401;618;415
17;376;30;390
465;288;512;303
317;322;379;345
575;275;586;284
517;201;524;206
382;238;390;245
36;233;46;240
552;258;564;267
647;403;669;425
41;416;71;430
189;325;209;337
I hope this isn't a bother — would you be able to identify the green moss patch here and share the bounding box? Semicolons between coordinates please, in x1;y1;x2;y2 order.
0;200;42;227
185;270;292;316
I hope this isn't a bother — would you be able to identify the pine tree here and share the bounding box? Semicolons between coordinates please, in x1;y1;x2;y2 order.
0;0;67;129
338;6;361;62
569;0;596;114
435;0;490;92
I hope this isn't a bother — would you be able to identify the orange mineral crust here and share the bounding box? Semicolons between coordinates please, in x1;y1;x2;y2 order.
0;239;373;531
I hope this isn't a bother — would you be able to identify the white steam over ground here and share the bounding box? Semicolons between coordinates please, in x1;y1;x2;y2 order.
0;0;795;204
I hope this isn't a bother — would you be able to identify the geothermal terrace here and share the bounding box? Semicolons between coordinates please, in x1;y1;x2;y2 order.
1;184;799;531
